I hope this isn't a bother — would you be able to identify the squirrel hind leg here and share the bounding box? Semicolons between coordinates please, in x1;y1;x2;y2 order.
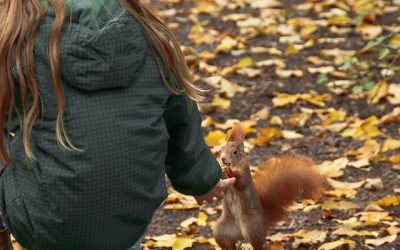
214;219;242;250
242;217;266;250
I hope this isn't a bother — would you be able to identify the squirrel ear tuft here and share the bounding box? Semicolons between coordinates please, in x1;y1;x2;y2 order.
228;124;245;142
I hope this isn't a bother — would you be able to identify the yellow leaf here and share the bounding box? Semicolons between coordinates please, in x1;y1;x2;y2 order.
367;80;389;104
179;217;197;228
270;116;283;126
301;93;331;107
236;57;254;68
357;230;379;237
321;200;358;210
204;130;227;147
326;178;365;189
387;84;400;104
328;16;353;26
292;230;327;248
282;130;304;139
300;24;318;38
212;95;231;110
287;112;311;127
386;226;400;235
332;227;358;237
389;155;400;164
172;236;195;250
389;34;400;48
216;36;238;53
357;211;391;226
346;139;381;160
333;217;362;227
220;57;254;75
144;234;176;248
354;0;375;13
250;107;270;121
382;138;400;152
348;159;370;169
356;24;382;40
326;189;357;199
272;93;301;107
164;189;199;210
364;178;384;190
275;68;304;78
317;157;348;178
318;239;356;250
365;234;397;247
285;43;299;55
197;211;208;226
236;67;262;78
249;128;282;147
375;195;400;207
213;119;256;133
267;232;292;242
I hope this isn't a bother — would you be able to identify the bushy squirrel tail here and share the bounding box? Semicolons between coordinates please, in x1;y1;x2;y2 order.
253;155;324;227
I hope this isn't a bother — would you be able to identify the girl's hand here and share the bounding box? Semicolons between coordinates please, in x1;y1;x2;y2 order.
193;177;236;204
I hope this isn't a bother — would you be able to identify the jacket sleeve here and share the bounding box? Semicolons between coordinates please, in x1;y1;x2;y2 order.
163;94;222;195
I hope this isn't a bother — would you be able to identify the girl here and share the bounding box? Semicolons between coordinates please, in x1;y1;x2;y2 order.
0;0;235;249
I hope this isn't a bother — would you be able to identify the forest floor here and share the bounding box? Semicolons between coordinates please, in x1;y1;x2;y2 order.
141;0;400;249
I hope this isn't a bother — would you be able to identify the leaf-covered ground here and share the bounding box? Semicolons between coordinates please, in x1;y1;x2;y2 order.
139;0;400;249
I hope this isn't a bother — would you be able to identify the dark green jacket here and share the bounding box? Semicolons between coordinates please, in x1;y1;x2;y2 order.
0;1;221;249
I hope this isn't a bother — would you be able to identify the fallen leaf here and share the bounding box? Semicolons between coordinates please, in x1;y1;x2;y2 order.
282;130;304;139
375;195;400;207
364;178;384;190
387;84;400;104
250;107;270;121
318;239;356;250
389;34;400;48
270;116;283;126
249;128;282;147
292;230;327;248
326;178;365;189
348;159;370;169
321;200;358;210
328;15;353;26
317;157;349;178
367;80;389;104
204;130;227;147
236;67;262;78
365;234;397;247
197;211;208;227
356;24;383;40
172;236;195;250
275;68;304;78
144;234;176;248
212;95;231;110
357;211;391;226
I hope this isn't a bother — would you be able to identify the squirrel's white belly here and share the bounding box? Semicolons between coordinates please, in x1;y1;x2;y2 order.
225;188;251;241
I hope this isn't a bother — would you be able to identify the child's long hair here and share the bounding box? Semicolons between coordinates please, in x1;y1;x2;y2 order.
0;0;202;165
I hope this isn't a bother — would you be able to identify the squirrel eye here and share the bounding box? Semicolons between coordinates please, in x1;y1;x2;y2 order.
233;149;238;155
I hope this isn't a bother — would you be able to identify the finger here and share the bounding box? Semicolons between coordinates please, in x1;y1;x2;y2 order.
218;177;236;189
215;191;224;199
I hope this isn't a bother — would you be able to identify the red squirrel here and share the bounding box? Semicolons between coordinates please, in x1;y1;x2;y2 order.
214;125;324;250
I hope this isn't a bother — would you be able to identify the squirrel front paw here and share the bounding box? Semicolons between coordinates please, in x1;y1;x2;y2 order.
221;166;233;179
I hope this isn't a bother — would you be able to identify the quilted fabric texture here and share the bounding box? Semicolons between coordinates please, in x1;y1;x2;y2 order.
0;1;221;250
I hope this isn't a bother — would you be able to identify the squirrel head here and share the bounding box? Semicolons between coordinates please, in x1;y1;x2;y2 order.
220;124;245;168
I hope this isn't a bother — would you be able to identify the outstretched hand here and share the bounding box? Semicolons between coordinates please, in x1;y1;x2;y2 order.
193;177;236;204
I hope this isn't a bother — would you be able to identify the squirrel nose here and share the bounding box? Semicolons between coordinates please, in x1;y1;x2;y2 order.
221;157;228;165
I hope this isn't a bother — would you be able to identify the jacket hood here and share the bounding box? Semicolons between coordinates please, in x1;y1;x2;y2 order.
38;0;148;92
46;0;125;30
